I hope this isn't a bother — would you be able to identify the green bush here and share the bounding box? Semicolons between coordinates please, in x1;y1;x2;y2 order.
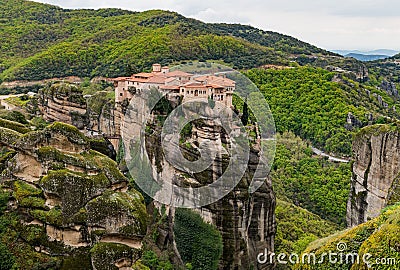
0;243;15;270
174;208;223;270
0;111;28;125
141;250;173;270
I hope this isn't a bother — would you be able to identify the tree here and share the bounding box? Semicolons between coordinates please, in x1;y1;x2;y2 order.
241;97;249;125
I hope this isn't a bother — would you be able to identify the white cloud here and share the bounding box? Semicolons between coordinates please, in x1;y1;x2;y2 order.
33;0;400;51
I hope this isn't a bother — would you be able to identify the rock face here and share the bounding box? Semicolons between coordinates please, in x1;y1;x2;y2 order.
192;123;275;270
0;122;148;268
347;124;400;227
381;80;399;98
38;83;87;129
38;83;119;137
345;112;363;131
143;115;276;269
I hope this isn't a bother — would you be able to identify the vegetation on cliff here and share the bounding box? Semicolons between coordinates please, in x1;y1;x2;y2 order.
174;208;223;270
275;200;339;259
295;203;400;270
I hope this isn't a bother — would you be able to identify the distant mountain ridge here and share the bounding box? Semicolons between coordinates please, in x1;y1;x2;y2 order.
332;49;399;56
345;53;389;62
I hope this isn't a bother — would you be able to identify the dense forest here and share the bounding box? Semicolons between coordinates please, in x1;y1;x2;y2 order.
246;66;399;155
0;0;362;82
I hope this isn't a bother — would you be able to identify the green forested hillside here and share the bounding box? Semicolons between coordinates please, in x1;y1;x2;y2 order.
246;66;399;155
367;53;400;84
0;0;360;82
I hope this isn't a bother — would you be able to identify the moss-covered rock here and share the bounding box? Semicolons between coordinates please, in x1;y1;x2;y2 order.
60;247;93;270
86;190;148;237
13;180;46;209
0;127;22;146
13;180;42;199
354;123;398;140
15;122;88;151
41;83;86;106
0;149;17;172
0;112;148;268
89;137;116;160
37;147;124;184
40;170;110;218
0;110;29;125
90;242;139;270
46;122;88;146
30;207;63;227
82;150;125;184
0;118;30;134
37;146;84;167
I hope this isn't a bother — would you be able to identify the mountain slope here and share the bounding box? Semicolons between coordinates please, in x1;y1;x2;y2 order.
246;66;400;155
296;203;400;270
0;0;361;82
367;53;400;83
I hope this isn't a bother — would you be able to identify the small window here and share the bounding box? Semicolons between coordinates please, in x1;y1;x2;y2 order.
120;93;123;96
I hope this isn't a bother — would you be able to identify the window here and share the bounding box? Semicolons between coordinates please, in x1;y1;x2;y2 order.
120;93;123;96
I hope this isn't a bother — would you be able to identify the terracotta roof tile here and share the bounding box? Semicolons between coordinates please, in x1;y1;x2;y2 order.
166;70;193;77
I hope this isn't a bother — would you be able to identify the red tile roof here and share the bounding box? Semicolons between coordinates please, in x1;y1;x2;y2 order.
195;75;235;87
160;85;180;90
166;70;193;77
147;76;168;84
113;77;131;81
133;72;154;78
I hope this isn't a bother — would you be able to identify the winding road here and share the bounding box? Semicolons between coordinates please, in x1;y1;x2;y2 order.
311;147;350;163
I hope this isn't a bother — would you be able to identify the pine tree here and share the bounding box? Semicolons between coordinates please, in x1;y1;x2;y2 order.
241;98;249;125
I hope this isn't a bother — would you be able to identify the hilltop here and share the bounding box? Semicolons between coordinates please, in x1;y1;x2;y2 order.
0;0;361;82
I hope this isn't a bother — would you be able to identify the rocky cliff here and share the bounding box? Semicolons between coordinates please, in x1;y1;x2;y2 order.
347;124;400;227
143;114;276;270
0;121;148;269
37;83;119;137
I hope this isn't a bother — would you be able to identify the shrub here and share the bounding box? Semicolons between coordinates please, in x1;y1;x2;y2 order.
174;209;223;270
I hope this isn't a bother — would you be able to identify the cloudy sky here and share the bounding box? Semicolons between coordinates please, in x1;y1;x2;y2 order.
35;0;400;51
